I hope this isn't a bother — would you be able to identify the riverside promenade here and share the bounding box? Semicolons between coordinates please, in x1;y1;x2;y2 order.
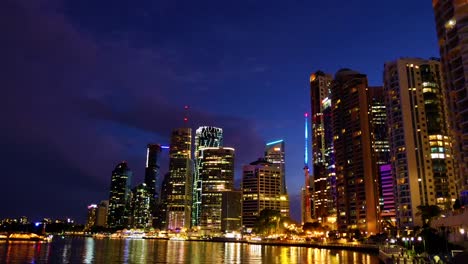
246;240;379;253
379;245;431;264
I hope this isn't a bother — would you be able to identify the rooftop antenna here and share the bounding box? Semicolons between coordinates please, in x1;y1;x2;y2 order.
303;112;313;224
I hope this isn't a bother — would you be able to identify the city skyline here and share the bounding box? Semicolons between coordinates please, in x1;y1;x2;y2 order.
1;0;443;223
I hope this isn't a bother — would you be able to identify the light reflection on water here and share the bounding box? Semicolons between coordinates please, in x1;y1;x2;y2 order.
0;238;380;263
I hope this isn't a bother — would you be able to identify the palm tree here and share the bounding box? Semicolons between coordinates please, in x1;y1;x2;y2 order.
416;205;441;227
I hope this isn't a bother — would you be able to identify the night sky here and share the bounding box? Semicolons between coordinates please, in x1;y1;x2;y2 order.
1;0;439;223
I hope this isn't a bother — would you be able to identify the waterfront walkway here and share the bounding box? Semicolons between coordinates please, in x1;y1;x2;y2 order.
379;246;430;264
246;240;379;253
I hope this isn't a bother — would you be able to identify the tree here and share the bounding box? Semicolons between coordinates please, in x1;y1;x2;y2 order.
303;222;322;233
254;209;281;235
453;199;462;211
416;205;442;227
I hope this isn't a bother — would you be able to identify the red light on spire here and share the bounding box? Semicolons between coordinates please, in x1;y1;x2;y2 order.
183;105;189;123
304;112;309;117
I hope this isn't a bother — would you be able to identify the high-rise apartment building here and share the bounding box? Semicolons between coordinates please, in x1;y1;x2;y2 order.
331;69;379;235
144;144;162;217
193;126;223;227
310;71;336;226
108;162;133;229
131;183;152;228
265;140;290;217
384;58;458;229
198;147;235;233
166;128;192;230
433;0;468;200
242;158;287;228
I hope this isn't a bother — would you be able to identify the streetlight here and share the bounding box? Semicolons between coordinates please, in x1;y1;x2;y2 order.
417;236;426;252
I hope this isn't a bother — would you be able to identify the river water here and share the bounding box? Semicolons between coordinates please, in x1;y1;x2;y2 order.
0;237;380;263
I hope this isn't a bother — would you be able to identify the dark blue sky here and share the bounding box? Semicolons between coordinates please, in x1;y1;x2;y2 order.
0;0;439;223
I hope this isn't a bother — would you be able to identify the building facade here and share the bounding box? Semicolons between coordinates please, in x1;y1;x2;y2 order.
384;58;458;229
242;159;287;229
108;162;133;229
198;147;235;233
166;128;192;230
144;144;162;222
95;200;109;227
221;190;242;232
131;183;152;228
331;69;379;235
85;204;97;231
310;71;336;226
368;86;394;225
193;126;223;227
265;140;290;217
433;0;468;201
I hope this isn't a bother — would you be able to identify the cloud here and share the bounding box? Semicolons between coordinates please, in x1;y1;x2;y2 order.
0;0;264;222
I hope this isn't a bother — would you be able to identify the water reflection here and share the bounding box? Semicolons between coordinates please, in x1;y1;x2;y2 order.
83;237;94;263
0;238;380;263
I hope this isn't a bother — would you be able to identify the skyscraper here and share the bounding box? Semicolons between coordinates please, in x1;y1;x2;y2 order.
108;161;133;229
384;58;458;229
154;172;170;230
368;86;393;227
221;190;242;232
331;69;379;235
432;0;468;201
144;144;162;218
193;126;223;227
310;71;336;226
242;158;287;229
166;128;192;230
85;204;97;231
265;140;290;217
131;183;152;228
198;147;235;233
95;200;109;228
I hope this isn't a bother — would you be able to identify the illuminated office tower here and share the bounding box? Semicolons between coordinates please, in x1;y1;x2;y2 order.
131;183;152;228
242;158;286;228
144;144;162;217
96;200;109;227
108;162;133;229
85;204;97;231
154;172;170;230
193;126;223;227
368;87;393;224
166;128;192;230
265;140;290;217
310;71;336;226
197;147;234;233
331;69;379;235
384;58;458;229
221;190;242;232
433;0;468;201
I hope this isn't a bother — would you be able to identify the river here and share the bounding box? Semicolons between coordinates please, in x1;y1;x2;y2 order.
0;237;380;263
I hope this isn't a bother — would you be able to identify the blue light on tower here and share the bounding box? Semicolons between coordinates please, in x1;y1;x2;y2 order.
266;139;284;146
304;112;309;167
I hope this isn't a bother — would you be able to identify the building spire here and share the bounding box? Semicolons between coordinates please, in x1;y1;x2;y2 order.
183;105;189;124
